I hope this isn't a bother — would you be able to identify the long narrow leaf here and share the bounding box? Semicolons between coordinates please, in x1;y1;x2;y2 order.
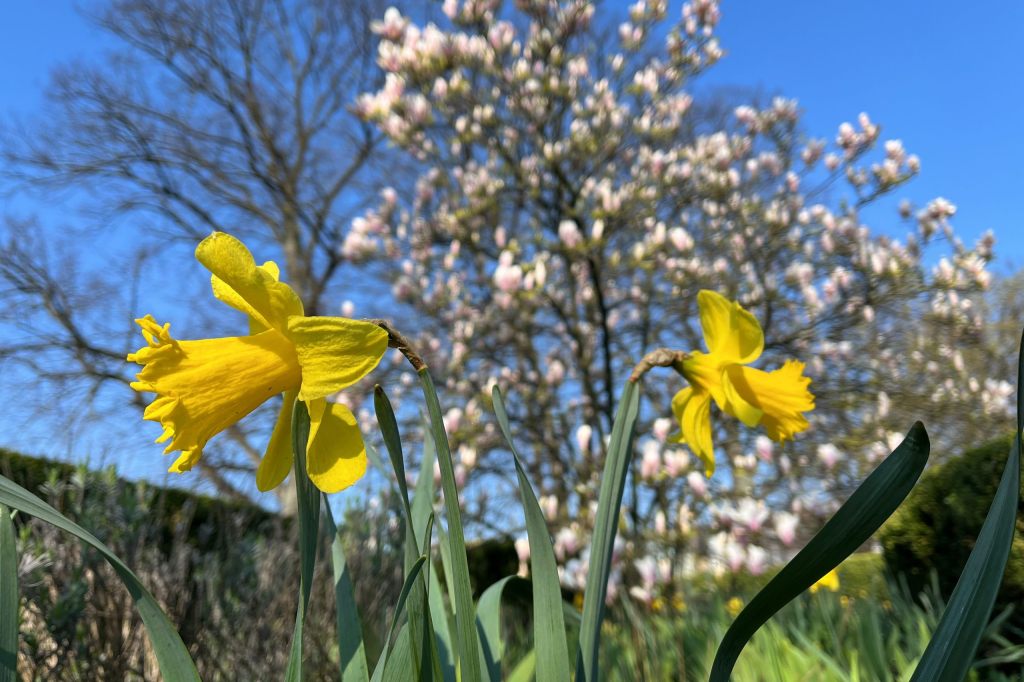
419;514;439;682
507;650;536;682
910;330;1024;681
709;422;930;681
372;382;428;675
375;386;441;680
419;369;482;682
576;381;640;682
492;386;572;682
411;421;438;544
0;505;17;682
374;386;416;542
0;477;199;681
411;432;457;682
371;555;428;682
324;504;369;682
286;400;321;682
381;626;413;682
475;575;519;680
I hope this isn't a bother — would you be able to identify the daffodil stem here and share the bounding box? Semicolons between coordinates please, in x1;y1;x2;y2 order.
629;348;689;383
370;319;426;372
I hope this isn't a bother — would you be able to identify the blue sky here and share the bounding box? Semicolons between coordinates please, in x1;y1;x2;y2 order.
3;1;1021;264
698;0;1024;269
1;1;1021;487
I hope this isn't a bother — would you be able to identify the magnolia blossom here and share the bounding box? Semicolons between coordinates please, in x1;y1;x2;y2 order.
754;434;774;461
708;531;745;574
687;471;708;499
774;511;799;546
652;417;673;442
640;440;661;480
355;0;1002;592
515;536;531;577
558;219;583;248
746;545;769;575
576;424;593;453
817;443;843;469
728;498;770;533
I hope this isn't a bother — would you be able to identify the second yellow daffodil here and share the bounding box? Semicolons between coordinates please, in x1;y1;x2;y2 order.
127;232;389;494
670;290;815;476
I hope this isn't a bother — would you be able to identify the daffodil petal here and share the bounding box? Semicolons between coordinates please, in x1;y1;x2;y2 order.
211;259;292;334
722;365;764;427
169;447;203;473
697;290;764;365
128;315;301;467
196;232;304;333
679;351;727;409
305;398;367;493
668;386;694;444
256;390;297;492
671;387;715;476
287;316;389;401
726;360;814;442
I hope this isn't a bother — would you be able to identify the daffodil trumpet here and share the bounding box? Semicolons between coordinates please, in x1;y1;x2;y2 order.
128;231;389;494
664;290;815;477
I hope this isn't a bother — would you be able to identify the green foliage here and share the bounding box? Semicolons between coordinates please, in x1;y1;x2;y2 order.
0;448;277;555
0;448;405;680
598;585;1023;681
880;434;1024;624
0;504;16;682
836;552;889;599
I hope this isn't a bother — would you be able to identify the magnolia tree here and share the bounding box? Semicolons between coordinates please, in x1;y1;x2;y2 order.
349;0;1007;599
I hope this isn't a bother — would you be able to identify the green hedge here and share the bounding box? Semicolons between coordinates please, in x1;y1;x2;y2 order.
0;447;277;555
880;434;1024;626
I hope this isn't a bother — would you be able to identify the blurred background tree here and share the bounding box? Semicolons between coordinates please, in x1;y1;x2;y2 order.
351;0;1011;595
1;0;407;503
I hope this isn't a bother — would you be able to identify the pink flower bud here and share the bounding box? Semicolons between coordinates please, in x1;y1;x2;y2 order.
559;219;582;248
576;424;593;453
687;471;707;498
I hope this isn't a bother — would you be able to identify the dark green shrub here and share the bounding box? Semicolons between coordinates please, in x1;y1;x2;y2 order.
1;448;406;680
837;552;888;599
880;434;1024;639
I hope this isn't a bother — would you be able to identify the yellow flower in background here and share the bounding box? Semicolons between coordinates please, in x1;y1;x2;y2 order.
670;290;815;476
726;596;744;617
127;232;389;494
809;568;840;594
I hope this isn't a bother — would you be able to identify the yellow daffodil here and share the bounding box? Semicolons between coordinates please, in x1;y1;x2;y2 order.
127;232;389;494
810;568;840;594
670;290;814;476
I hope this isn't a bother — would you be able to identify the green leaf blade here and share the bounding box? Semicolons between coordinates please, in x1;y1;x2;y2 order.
475;575;518;680
286;400;321;682
324;506;370;682
0;504;17;682
575;381;641;682
371;555;428;682
491;386;572;682
419;369;482;682
709;422;930;681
